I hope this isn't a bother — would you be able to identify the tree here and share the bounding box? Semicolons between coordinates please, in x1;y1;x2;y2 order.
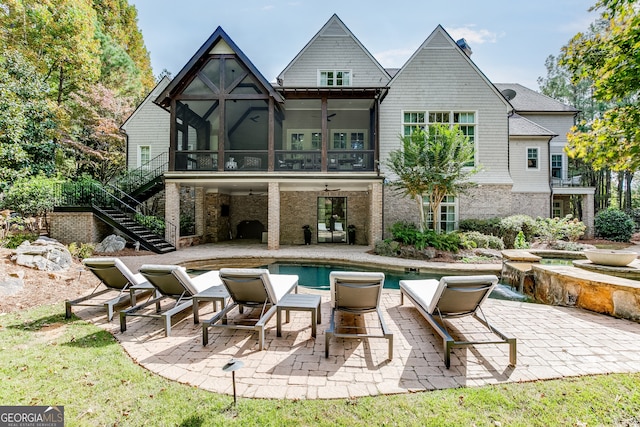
0;50;58;188
61;83;133;183
386;125;478;232
560;0;640;211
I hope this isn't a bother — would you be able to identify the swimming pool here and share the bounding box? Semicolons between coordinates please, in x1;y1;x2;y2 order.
191;261;529;302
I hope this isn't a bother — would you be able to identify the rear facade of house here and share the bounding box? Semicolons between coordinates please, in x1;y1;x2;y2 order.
115;14;593;251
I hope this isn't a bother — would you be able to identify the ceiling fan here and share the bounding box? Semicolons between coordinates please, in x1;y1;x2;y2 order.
248;188;266;196
324;184;340;192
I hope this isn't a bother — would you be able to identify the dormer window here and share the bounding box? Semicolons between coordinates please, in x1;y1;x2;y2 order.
319;70;351;86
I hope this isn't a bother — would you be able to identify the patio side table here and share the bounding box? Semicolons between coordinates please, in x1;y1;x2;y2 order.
276;293;322;338
193;285;229;324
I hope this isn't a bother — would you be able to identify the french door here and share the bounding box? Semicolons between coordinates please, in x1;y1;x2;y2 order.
317;197;347;243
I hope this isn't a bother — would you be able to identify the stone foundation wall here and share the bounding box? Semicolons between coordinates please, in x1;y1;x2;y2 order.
531;265;640;321
49;212;110;244
229;194;268;240
204;193;231;243
507;192;550;219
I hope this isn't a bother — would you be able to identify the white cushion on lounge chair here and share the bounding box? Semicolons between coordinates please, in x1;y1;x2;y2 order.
398;279;444;314
139;264;217;295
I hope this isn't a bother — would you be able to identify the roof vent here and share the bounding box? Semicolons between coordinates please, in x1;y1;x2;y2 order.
456;38;472;57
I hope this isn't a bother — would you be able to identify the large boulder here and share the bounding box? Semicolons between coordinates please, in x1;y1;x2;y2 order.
11;238;72;271
96;234;126;253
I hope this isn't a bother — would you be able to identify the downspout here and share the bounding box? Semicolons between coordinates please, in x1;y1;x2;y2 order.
548;136;554;218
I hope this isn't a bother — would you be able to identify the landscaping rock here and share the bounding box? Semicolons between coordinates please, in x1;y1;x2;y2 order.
11;238;72;272
0;277;24;295
96;234;126;253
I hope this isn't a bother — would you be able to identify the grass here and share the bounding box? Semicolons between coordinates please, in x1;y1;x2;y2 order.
1;304;640;426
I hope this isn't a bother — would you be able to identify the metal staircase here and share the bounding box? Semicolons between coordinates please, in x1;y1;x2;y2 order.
55;176;176;254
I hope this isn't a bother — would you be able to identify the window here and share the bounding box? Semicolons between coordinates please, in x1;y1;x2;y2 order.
425;195;458;232
527;148;539;169
454;112;475;167
311;132;321;149
553;201;563;217
291;133;304;150
403;112;425;136
319;70;351;86
350;132;364;150
403;110;476;166
139;146;150;167
333;132;346;149
551;154;562;178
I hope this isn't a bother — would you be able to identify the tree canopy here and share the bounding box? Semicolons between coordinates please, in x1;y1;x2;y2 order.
0;0;155;188
386;125;478;232
561;0;640;173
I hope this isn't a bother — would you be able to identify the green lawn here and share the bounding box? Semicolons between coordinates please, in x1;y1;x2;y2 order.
1;303;639;426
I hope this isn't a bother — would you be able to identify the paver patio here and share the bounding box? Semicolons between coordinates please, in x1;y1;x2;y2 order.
73;243;640;399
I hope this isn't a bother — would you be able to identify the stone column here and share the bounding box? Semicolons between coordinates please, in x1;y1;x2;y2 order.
194;186;204;237
582;192;595;239
268;182;280;250
369;181;383;247
165;181;180;247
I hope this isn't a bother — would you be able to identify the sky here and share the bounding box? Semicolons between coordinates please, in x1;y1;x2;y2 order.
129;0;598;91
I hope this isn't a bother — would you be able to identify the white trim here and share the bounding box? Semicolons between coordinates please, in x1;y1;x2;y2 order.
317;69;352;87
138;145;151;168
526;147;540;171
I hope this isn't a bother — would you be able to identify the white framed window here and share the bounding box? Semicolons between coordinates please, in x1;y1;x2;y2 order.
318;70;351;87
527;147;539;170
553;201;563;217
402;111;426;136
402;110;476;166
551;154;562;178
138;145;150;168
425;195;458;232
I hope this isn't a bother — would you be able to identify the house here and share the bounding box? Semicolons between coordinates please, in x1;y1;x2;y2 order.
117;14;593;251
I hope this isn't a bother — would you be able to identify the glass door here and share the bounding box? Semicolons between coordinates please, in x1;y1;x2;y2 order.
317;197;347;243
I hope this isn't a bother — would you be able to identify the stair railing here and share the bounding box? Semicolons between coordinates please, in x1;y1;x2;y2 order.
111;152;168;195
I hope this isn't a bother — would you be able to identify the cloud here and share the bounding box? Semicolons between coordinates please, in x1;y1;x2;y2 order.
373;48;415;68
446;25;501;44
262;5;275;11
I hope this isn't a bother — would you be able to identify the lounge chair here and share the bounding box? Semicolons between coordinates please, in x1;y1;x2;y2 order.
66;257;153;321
325;271;393;360
399;275;516;368
120;264;223;337
202;268;298;350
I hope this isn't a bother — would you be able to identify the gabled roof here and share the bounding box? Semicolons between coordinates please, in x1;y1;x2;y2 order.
276;14;390;85
155;26;283;107
389;25;512;110
509;113;557;138
495;83;578;114
121;76;170;129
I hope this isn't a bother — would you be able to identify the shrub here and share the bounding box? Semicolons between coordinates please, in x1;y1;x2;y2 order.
1;232;39;249
135;214;166;236
499;215;536;248
461;231;505;250
514;231;529;249
534;215;586;244
595;209;635;242
458;218;502;236
68;242;95;259
389;221;460;252
626;208;640;232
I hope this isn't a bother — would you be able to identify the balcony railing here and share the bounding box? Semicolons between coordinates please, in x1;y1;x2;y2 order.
551;175;583;187
171;149;376;172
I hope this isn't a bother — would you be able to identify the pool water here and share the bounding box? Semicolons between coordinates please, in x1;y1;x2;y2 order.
191;261;529;302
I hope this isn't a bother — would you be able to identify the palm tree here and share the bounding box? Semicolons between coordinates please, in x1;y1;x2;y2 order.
386;124;478;232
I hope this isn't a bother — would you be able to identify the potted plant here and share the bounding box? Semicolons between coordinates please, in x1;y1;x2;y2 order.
302;225;312;245
347;224;356;245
